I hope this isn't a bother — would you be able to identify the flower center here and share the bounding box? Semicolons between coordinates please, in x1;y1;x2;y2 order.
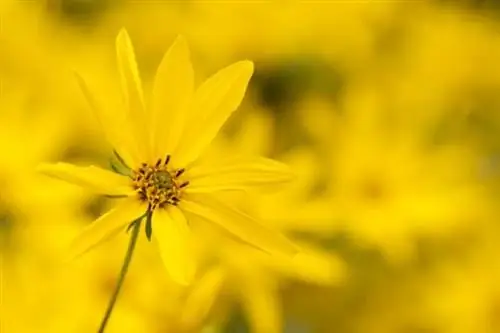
132;155;189;209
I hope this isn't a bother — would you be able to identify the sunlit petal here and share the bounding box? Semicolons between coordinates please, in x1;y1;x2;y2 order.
175;61;254;166
68;197;147;260
74;73;142;168
153;206;195;285
151;36;194;161
186;157;294;193
116;28;148;161
180;194;298;258
261;244;346;286
37;162;134;196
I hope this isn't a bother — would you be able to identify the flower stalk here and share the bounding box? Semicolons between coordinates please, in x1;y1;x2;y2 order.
98;217;143;333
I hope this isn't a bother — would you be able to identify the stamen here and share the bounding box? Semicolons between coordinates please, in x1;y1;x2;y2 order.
175;168;185;178
132;160;189;209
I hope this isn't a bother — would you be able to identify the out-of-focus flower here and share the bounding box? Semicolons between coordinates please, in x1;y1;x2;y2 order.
103;1;399;73
4;213;185;333
0;87;89;254
39;28;297;285
300;92;493;263
0;1;120;158
0;89;111;332
5;1;500;332
386;225;500;333
176;106;344;333
180;230;343;333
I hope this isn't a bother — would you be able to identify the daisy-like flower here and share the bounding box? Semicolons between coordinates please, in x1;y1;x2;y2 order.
38;28;297;286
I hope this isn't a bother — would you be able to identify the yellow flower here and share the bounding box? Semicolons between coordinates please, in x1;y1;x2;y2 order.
300;92;492;263
38;28;297;285
176;109;344;333
179;228;343;333
5;203;188;333
415;231;500;333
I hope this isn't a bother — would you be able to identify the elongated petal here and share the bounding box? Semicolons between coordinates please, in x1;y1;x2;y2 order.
37;162;134;196
116;29;148;161
180;195;298;258
74;73;142;168
181;267;226;329
68;197;147;260
261;245;345;286
286;252;345;285
151;36;194;160
175;61;254;166
186;157;294;194
153;206;195;285
239;277;281;333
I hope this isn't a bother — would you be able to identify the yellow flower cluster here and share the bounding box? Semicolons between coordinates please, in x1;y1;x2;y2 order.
3;1;500;333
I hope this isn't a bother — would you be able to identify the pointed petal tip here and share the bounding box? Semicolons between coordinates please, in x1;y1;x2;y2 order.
166;34;191;62
116;28;135;53
238;60;254;75
173;34;189;47
226;60;254;79
116;27;130;40
63;234;93;265
61;250;81;266
261;230;301;259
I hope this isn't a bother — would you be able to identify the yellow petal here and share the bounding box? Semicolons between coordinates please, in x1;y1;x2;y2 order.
180;194;298;258
261;245;346;286
181;267;226;329
151;36;194;161
186;157;294;194
74;72;142;168
116;28;148;161
37;162;134;196
239;277;281;333
175;61;254;166
153;206;195;285
68;197;147;260
289;252;345;285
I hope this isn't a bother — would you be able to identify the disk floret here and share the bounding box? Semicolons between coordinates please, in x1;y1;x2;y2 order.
132;155;189;209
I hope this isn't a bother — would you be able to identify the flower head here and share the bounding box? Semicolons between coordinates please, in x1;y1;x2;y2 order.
38;28;298;285
174;110;344;333
179;231;343;333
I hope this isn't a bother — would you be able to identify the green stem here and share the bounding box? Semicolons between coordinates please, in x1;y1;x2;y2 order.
97;218;142;333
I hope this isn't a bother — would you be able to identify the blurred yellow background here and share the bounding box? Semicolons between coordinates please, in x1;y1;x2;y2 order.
3;0;500;332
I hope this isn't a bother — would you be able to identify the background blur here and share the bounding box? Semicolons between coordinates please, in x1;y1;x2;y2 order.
3;0;500;332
